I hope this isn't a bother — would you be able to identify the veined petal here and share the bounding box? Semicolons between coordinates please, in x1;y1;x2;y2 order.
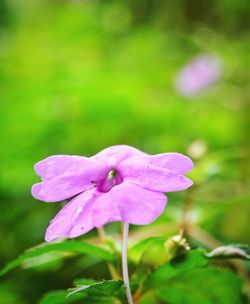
119;153;193;175
32;158;108;202
35;155;98;180
118;157;193;192
92;145;146;167
45;188;100;242
92;182;167;226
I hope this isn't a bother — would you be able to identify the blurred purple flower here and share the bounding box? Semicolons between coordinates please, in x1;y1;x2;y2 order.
32;145;193;242
175;54;222;96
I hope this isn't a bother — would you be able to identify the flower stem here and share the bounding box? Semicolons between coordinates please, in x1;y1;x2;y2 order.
122;223;133;304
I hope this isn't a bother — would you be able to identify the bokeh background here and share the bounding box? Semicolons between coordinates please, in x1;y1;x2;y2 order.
0;0;250;303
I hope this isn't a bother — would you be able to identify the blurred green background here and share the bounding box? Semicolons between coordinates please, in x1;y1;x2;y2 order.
0;0;250;303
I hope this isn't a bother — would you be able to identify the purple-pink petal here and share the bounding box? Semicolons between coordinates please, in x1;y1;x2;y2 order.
119;153;193;175
34;155;90;180
118;157;193;193
45;188;101;242
92;182;167;226
32;158;108;202
92;145;146;167
31;145;194;242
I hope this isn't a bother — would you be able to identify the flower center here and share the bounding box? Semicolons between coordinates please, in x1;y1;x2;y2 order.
98;169;123;193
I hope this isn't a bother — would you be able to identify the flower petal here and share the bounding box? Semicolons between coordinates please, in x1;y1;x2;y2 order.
35;155;95;180
118;156;193;192
119;153;193;175
32;158;108;202
92;182;167;226
92;145;146;167
45;188;100;242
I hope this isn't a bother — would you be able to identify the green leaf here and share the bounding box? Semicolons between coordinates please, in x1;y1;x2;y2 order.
144;249;208;290
67;279;123;298
129;234;191;267
0;240;114;277
39;290;73;304
143;249;244;303
129;237;166;264
39;280;123;304
156;268;243;304
115;280;139;301
205;244;250;260
39;289;112;304
73;278;96;286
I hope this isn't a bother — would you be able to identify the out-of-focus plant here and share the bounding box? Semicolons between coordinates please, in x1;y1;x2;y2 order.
175;54;222;97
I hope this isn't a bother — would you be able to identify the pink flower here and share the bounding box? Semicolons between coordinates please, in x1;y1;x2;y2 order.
175;54;222;96
32;145;193;242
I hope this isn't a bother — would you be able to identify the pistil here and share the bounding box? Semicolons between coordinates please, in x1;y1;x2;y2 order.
98;169;123;193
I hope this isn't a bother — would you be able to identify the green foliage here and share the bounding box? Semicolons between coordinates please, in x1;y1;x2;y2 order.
67;279;123;298
40;280;124;304
39;290;111;304
0;241;114;276
129;234;191;267
156;268;243;304
37;249;246;303
129;237;166;264
144;249;208;290
141;249;244;303
40;290;78;304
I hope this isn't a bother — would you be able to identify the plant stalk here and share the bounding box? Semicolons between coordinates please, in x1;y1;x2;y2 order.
122;223;133;304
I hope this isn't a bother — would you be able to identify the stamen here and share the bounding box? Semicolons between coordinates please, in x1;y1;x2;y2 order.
108;169;117;180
